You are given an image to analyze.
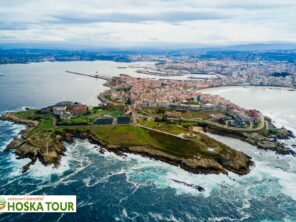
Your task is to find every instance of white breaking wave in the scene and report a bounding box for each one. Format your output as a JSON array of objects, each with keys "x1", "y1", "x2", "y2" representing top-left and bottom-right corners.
[
  {"x1": 208, "y1": 132, "x2": 296, "y2": 201},
  {"x1": 2, "y1": 94, "x2": 296, "y2": 204}
]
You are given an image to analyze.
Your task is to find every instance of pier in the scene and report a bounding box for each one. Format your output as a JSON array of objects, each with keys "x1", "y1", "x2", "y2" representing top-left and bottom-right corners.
[{"x1": 65, "y1": 70, "x2": 110, "y2": 80}]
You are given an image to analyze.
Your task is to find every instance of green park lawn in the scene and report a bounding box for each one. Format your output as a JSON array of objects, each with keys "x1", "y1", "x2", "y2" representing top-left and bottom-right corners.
[
  {"x1": 138, "y1": 119, "x2": 187, "y2": 135},
  {"x1": 13, "y1": 109, "x2": 240, "y2": 161}
]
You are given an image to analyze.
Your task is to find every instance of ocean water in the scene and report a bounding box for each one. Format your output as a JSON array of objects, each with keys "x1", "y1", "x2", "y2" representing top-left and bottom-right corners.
[{"x1": 1, "y1": 62, "x2": 296, "y2": 221}]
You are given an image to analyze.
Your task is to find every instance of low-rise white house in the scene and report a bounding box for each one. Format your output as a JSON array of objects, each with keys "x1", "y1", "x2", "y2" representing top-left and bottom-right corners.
[{"x1": 53, "y1": 106, "x2": 67, "y2": 116}]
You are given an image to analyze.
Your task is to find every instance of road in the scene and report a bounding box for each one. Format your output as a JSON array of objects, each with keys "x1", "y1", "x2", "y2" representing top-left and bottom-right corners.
[{"x1": 181, "y1": 115, "x2": 265, "y2": 133}]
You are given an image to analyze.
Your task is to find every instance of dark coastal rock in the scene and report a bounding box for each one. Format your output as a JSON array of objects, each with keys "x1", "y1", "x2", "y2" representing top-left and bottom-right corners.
[
  {"x1": 180, "y1": 157, "x2": 228, "y2": 175},
  {"x1": 206, "y1": 126, "x2": 296, "y2": 157},
  {"x1": 3, "y1": 126, "x2": 253, "y2": 175},
  {"x1": 0, "y1": 113, "x2": 38, "y2": 127},
  {"x1": 276, "y1": 128, "x2": 295, "y2": 139},
  {"x1": 215, "y1": 154, "x2": 253, "y2": 176},
  {"x1": 22, "y1": 161, "x2": 36, "y2": 173},
  {"x1": 257, "y1": 139, "x2": 296, "y2": 156},
  {"x1": 172, "y1": 179, "x2": 205, "y2": 192},
  {"x1": 6, "y1": 138, "x2": 26, "y2": 151},
  {"x1": 98, "y1": 148, "x2": 105, "y2": 154},
  {"x1": 1, "y1": 113, "x2": 253, "y2": 175}
]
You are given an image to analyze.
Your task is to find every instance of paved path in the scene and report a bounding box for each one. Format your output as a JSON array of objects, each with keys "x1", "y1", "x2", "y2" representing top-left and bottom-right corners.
[{"x1": 138, "y1": 124, "x2": 190, "y2": 140}]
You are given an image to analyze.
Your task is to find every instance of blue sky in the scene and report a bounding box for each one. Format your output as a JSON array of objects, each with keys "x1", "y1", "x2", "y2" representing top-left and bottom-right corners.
[{"x1": 0, "y1": 0, "x2": 296, "y2": 48}]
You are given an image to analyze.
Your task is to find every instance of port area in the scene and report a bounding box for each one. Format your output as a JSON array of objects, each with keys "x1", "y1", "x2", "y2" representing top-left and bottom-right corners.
[{"x1": 65, "y1": 70, "x2": 110, "y2": 81}]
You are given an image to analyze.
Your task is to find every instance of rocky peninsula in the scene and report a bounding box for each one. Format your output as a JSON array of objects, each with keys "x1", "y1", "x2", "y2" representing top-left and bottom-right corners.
[
  {"x1": 202, "y1": 121, "x2": 296, "y2": 156},
  {"x1": 1, "y1": 75, "x2": 295, "y2": 176},
  {"x1": 0, "y1": 108, "x2": 253, "y2": 175}
]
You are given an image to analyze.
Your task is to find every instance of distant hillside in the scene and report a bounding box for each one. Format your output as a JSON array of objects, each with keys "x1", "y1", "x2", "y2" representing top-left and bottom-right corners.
[{"x1": 1, "y1": 43, "x2": 296, "y2": 64}]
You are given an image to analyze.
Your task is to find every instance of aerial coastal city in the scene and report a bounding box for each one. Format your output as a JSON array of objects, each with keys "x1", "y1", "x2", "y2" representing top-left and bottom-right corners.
[
  {"x1": 1, "y1": 0, "x2": 296, "y2": 221},
  {"x1": 140, "y1": 55, "x2": 296, "y2": 88},
  {"x1": 1, "y1": 47, "x2": 296, "y2": 221},
  {"x1": 1, "y1": 54, "x2": 295, "y2": 176}
]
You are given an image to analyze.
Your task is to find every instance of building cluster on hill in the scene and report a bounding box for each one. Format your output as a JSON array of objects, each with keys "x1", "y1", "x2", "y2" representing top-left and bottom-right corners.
[
  {"x1": 136, "y1": 57, "x2": 296, "y2": 88},
  {"x1": 40, "y1": 101, "x2": 89, "y2": 120},
  {"x1": 109, "y1": 75, "x2": 261, "y2": 126},
  {"x1": 40, "y1": 101, "x2": 132, "y2": 125}
]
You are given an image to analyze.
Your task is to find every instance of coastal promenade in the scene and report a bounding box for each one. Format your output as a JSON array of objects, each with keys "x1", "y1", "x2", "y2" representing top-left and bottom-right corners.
[{"x1": 181, "y1": 115, "x2": 265, "y2": 133}]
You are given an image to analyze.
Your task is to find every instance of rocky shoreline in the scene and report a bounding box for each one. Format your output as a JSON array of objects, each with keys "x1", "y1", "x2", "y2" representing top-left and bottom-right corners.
[
  {"x1": 2, "y1": 109, "x2": 294, "y2": 176},
  {"x1": 0, "y1": 113, "x2": 66, "y2": 172},
  {"x1": 59, "y1": 128, "x2": 253, "y2": 176},
  {"x1": 0, "y1": 112, "x2": 39, "y2": 127},
  {"x1": 1, "y1": 113, "x2": 253, "y2": 175},
  {"x1": 205, "y1": 124, "x2": 296, "y2": 156}
]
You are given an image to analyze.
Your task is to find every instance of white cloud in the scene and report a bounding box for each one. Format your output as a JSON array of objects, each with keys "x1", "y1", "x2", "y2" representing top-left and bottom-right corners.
[{"x1": 0, "y1": 0, "x2": 295, "y2": 47}]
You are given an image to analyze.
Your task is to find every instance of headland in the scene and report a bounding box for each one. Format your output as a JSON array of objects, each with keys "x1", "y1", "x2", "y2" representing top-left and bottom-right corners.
[{"x1": 1, "y1": 75, "x2": 295, "y2": 175}]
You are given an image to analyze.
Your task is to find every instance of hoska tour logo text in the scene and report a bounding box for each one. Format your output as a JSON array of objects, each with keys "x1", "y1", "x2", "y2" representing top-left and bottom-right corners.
[{"x1": 0, "y1": 195, "x2": 76, "y2": 213}]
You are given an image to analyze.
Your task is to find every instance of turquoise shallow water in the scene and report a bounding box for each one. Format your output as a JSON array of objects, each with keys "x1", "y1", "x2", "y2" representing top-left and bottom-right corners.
[{"x1": 1, "y1": 62, "x2": 296, "y2": 222}]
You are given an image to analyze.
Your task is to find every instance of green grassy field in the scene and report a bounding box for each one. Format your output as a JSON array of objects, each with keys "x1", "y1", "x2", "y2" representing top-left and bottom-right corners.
[
  {"x1": 138, "y1": 120, "x2": 187, "y2": 135},
  {"x1": 87, "y1": 107, "x2": 123, "y2": 118},
  {"x1": 138, "y1": 107, "x2": 166, "y2": 116},
  {"x1": 14, "y1": 110, "x2": 35, "y2": 119},
  {"x1": 56, "y1": 108, "x2": 123, "y2": 126},
  {"x1": 13, "y1": 109, "x2": 242, "y2": 162},
  {"x1": 138, "y1": 119, "x2": 240, "y2": 158},
  {"x1": 74, "y1": 124, "x2": 229, "y2": 159},
  {"x1": 58, "y1": 116, "x2": 92, "y2": 125},
  {"x1": 79, "y1": 125, "x2": 202, "y2": 158},
  {"x1": 24, "y1": 118, "x2": 54, "y2": 137},
  {"x1": 182, "y1": 111, "x2": 221, "y2": 120}
]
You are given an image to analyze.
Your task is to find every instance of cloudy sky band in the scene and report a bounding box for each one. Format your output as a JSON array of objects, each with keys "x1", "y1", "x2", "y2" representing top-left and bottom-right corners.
[{"x1": 0, "y1": 0, "x2": 295, "y2": 47}]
